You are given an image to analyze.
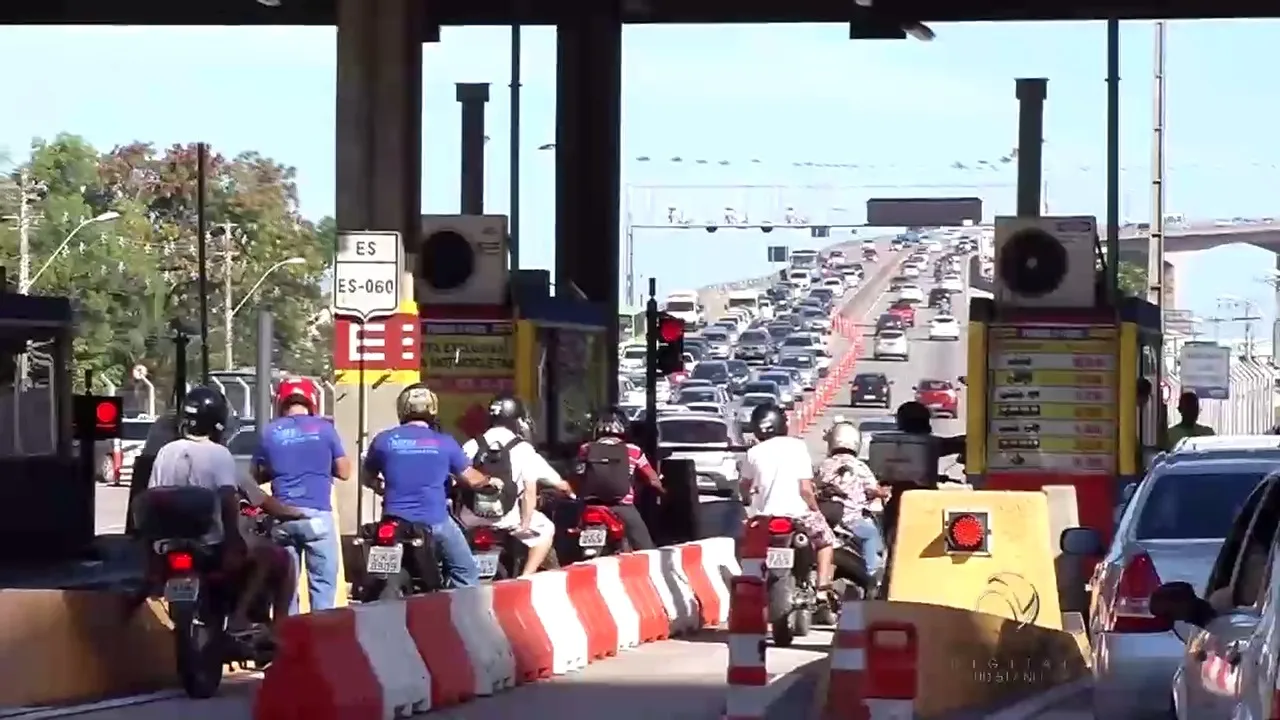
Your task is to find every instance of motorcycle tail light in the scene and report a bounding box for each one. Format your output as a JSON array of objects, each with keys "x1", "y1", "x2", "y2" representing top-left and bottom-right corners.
[
  {"x1": 166, "y1": 551, "x2": 194, "y2": 574},
  {"x1": 376, "y1": 521, "x2": 398, "y2": 544},
  {"x1": 471, "y1": 527, "x2": 498, "y2": 551},
  {"x1": 767, "y1": 517, "x2": 794, "y2": 534},
  {"x1": 581, "y1": 506, "x2": 626, "y2": 541}
]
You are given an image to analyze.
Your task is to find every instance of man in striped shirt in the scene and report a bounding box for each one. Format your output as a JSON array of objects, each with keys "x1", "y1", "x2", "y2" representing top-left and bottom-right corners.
[{"x1": 575, "y1": 411, "x2": 665, "y2": 549}]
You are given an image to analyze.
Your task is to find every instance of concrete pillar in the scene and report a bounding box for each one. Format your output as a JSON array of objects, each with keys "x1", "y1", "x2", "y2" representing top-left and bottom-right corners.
[
  {"x1": 332, "y1": 0, "x2": 423, "y2": 535},
  {"x1": 555, "y1": 8, "x2": 623, "y2": 401}
]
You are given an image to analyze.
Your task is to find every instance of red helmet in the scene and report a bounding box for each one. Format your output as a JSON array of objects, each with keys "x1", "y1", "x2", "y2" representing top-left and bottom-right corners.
[{"x1": 276, "y1": 377, "x2": 320, "y2": 415}]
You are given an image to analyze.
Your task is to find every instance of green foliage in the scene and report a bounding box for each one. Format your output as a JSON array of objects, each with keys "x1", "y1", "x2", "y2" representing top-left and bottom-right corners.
[
  {"x1": 0, "y1": 134, "x2": 334, "y2": 394},
  {"x1": 1117, "y1": 261, "x2": 1148, "y2": 297}
]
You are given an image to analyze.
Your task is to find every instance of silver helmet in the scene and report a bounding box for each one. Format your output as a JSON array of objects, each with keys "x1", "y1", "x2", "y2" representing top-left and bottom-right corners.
[{"x1": 826, "y1": 421, "x2": 863, "y2": 456}]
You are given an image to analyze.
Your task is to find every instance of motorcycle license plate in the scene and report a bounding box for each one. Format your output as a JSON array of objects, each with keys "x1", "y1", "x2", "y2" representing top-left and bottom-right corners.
[
  {"x1": 474, "y1": 552, "x2": 501, "y2": 579},
  {"x1": 765, "y1": 548, "x2": 795, "y2": 569},
  {"x1": 366, "y1": 545, "x2": 404, "y2": 575},
  {"x1": 579, "y1": 527, "x2": 608, "y2": 548},
  {"x1": 164, "y1": 577, "x2": 200, "y2": 603}
]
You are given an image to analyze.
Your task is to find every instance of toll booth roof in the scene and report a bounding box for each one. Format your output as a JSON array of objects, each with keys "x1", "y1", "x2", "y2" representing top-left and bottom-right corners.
[
  {"x1": 514, "y1": 293, "x2": 609, "y2": 329},
  {"x1": 0, "y1": 294, "x2": 73, "y2": 331}
]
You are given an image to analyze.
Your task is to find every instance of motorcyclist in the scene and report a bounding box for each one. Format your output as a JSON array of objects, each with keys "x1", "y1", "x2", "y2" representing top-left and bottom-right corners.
[
  {"x1": 574, "y1": 408, "x2": 665, "y2": 550},
  {"x1": 739, "y1": 403, "x2": 836, "y2": 600},
  {"x1": 880, "y1": 400, "x2": 966, "y2": 544},
  {"x1": 253, "y1": 377, "x2": 351, "y2": 614},
  {"x1": 361, "y1": 383, "x2": 494, "y2": 587},
  {"x1": 458, "y1": 393, "x2": 571, "y2": 575},
  {"x1": 814, "y1": 421, "x2": 888, "y2": 583},
  {"x1": 142, "y1": 386, "x2": 305, "y2": 634}
]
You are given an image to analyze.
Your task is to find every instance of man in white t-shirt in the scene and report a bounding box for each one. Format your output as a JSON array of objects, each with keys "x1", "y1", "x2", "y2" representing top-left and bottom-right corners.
[
  {"x1": 457, "y1": 395, "x2": 573, "y2": 576},
  {"x1": 740, "y1": 404, "x2": 835, "y2": 595}
]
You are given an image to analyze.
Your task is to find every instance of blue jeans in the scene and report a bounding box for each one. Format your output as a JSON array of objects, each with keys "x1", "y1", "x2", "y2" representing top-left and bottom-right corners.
[
  {"x1": 272, "y1": 508, "x2": 341, "y2": 614},
  {"x1": 848, "y1": 516, "x2": 885, "y2": 576},
  {"x1": 431, "y1": 518, "x2": 480, "y2": 588}
]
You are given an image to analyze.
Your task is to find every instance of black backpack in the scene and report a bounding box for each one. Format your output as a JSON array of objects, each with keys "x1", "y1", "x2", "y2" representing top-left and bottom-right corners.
[
  {"x1": 462, "y1": 436, "x2": 522, "y2": 519},
  {"x1": 579, "y1": 441, "x2": 634, "y2": 503}
]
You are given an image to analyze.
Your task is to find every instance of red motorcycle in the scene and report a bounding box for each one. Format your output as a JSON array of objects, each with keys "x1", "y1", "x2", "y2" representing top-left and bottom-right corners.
[{"x1": 569, "y1": 504, "x2": 630, "y2": 560}]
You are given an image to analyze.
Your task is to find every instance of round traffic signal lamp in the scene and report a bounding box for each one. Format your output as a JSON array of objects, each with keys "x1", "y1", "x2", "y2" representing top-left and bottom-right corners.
[
  {"x1": 95, "y1": 400, "x2": 119, "y2": 425},
  {"x1": 658, "y1": 316, "x2": 684, "y2": 343},
  {"x1": 945, "y1": 513, "x2": 987, "y2": 552}
]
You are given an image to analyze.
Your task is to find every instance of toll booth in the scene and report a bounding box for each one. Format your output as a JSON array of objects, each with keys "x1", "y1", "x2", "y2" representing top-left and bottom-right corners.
[
  {"x1": 965, "y1": 216, "x2": 1162, "y2": 550},
  {"x1": 0, "y1": 292, "x2": 80, "y2": 563}
]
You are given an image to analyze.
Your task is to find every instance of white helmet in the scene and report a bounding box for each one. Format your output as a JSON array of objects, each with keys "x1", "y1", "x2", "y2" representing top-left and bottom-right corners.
[{"x1": 827, "y1": 422, "x2": 863, "y2": 455}]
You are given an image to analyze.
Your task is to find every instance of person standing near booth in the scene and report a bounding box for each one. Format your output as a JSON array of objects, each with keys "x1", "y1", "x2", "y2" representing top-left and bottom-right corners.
[{"x1": 253, "y1": 378, "x2": 352, "y2": 613}]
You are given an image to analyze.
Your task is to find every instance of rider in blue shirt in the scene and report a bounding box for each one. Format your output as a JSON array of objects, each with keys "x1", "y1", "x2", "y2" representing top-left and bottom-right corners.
[
  {"x1": 362, "y1": 383, "x2": 491, "y2": 588},
  {"x1": 253, "y1": 377, "x2": 351, "y2": 614}
]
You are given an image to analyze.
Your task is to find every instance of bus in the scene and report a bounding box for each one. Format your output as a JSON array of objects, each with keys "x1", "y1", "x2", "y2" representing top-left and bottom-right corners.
[{"x1": 789, "y1": 249, "x2": 820, "y2": 271}]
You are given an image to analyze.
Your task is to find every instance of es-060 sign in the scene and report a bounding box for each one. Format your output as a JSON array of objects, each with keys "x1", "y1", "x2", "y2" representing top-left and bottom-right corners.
[{"x1": 333, "y1": 230, "x2": 401, "y2": 321}]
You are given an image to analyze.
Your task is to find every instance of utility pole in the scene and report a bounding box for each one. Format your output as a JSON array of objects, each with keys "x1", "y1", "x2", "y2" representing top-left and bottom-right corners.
[
  {"x1": 16, "y1": 168, "x2": 31, "y2": 295},
  {"x1": 1217, "y1": 297, "x2": 1262, "y2": 360},
  {"x1": 221, "y1": 221, "x2": 236, "y2": 371},
  {"x1": 1147, "y1": 21, "x2": 1168, "y2": 331}
]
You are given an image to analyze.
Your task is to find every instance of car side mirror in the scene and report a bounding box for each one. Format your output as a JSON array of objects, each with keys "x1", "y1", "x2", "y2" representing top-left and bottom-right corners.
[
  {"x1": 911, "y1": 385, "x2": 918, "y2": 391},
  {"x1": 1121, "y1": 483, "x2": 1138, "y2": 503},
  {"x1": 1059, "y1": 527, "x2": 1103, "y2": 556},
  {"x1": 957, "y1": 375, "x2": 967, "y2": 385},
  {"x1": 1150, "y1": 581, "x2": 1215, "y2": 629}
]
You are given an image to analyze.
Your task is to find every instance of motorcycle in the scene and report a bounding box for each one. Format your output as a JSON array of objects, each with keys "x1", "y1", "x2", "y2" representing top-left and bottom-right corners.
[
  {"x1": 134, "y1": 486, "x2": 275, "y2": 699},
  {"x1": 465, "y1": 525, "x2": 561, "y2": 580},
  {"x1": 351, "y1": 517, "x2": 446, "y2": 601},
  {"x1": 569, "y1": 503, "x2": 630, "y2": 560},
  {"x1": 762, "y1": 515, "x2": 819, "y2": 647}
]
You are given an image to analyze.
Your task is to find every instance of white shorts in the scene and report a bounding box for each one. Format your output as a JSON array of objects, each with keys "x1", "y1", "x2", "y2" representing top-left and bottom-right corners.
[{"x1": 459, "y1": 508, "x2": 555, "y2": 548}]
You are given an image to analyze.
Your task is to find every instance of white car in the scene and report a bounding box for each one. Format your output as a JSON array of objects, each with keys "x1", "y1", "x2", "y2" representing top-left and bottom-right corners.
[
  {"x1": 787, "y1": 270, "x2": 812, "y2": 289},
  {"x1": 820, "y1": 277, "x2": 845, "y2": 295},
  {"x1": 897, "y1": 284, "x2": 925, "y2": 304},
  {"x1": 940, "y1": 274, "x2": 964, "y2": 293},
  {"x1": 873, "y1": 330, "x2": 909, "y2": 360},
  {"x1": 929, "y1": 315, "x2": 961, "y2": 341},
  {"x1": 620, "y1": 345, "x2": 647, "y2": 372},
  {"x1": 902, "y1": 265, "x2": 921, "y2": 279}
]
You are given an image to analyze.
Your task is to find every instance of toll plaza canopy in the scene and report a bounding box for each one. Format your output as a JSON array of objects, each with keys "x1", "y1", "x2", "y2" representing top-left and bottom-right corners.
[{"x1": 0, "y1": 0, "x2": 1274, "y2": 25}]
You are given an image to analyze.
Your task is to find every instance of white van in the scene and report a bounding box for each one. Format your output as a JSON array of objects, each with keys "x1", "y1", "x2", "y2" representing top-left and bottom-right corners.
[
  {"x1": 662, "y1": 291, "x2": 701, "y2": 327},
  {"x1": 725, "y1": 290, "x2": 760, "y2": 318}
]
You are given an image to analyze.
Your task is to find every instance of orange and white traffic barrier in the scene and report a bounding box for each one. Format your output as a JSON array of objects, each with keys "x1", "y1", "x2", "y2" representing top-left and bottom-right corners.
[
  {"x1": 723, "y1": 575, "x2": 769, "y2": 720},
  {"x1": 822, "y1": 592, "x2": 919, "y2": 720}
]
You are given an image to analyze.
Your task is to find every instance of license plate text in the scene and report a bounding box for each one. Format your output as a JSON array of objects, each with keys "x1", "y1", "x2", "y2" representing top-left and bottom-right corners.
[
  {"x1": 579, "y1": 527, "x2": 608, "y2": 548},
  {"x1": 366, "y1": 545, "x2": 404, "y2": 575},
  {"x1": 765, "y1": 547, "x2": 795, "y2": 569}
]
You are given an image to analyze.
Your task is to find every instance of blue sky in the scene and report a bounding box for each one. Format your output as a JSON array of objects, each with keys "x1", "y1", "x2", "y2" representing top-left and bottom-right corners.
[{"x1": 1, "y1": 21, "x2": 1278, "y2": 338}]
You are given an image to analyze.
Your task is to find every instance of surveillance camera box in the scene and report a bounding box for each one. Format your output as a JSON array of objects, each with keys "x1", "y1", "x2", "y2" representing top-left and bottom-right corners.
[{"x1": 868, "y1": 432, "x2": 938, "y2": 487}]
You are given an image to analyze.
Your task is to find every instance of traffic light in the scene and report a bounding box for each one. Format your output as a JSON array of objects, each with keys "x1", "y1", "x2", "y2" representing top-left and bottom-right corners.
[
  {"x1": 654, "y1": 312, "x2": 685, "y2": 376},
  {"x1": 73, "y1": 394, "x2": 123, "y2": 440}
]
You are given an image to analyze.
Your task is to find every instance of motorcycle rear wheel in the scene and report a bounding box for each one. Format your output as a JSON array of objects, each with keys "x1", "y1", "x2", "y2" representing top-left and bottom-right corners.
[{"x1": 172, "y1": 604, "x2": 225, "y2": 699}]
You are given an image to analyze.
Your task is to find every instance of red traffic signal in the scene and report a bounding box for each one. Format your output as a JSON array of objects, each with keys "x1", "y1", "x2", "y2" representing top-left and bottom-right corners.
[
  {"x1": 73, "y1": 394, "x2": 123, "y2": 440},
  {"x1": 943, "y1": 511, "x2": 990, "y2": 554},
  {"x1": 658, "y1": 314, "x2": 685, "y2": 343},
  {"x1": 95, "y1": 400, "x2": 120, "y2": 426}
]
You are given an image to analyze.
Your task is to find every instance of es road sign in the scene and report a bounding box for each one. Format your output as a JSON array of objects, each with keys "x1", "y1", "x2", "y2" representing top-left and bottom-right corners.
[{"x1": 334, "y1": 230, "x2": 401, "y2": 321}]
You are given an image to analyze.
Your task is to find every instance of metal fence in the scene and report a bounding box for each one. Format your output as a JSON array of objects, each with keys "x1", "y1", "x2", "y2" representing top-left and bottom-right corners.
[
  {"x1": 1172, "y1": 358, "x2": 1278, "y2": 435},
  {"x1": 99, "y1": 375, "x2": 340, "y2": 421}
]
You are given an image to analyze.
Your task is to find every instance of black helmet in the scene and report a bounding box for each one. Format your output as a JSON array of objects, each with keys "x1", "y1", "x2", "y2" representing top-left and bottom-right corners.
[
  {"x1": 895, "y1": 401, "x2": 932, "y2": 434},
  {"x1": 488, "y1": 393, "x2": 527, "y2": 431},
  {"x1": 396, "y1": 382, "x2": 439, "y2": 424},
  {"x1": 592, "y1": 408, "x2": 628, "y2": 441},
  {"x1": 750, "y1": 403, "x2": 788, "y2": 440},
  {"x1": 180, "y1": 386, "x2": 230, "y2": 442}
]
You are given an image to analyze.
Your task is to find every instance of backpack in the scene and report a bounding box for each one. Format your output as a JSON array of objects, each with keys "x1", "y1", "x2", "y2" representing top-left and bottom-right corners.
[
  {"x1": 579, "y1": 441, "x2": 634, "y2": 503},
  {"x1": 463, "y1": 435, "x2": 522, "y2": 519}
]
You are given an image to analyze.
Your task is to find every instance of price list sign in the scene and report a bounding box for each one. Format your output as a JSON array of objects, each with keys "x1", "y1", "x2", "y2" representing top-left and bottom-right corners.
[{"x1": 987, "y1": 324, "x2": 1119, "y2": 475}]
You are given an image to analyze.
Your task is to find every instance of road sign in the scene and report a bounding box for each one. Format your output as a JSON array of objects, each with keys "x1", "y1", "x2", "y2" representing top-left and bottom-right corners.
[
  {"x1": 131, "y1": 364, "x2": 148, "y2": 381},
  {"x1": 1164, "y1": 309, "x2": 1197, "y2": 336},
  {"x1": 767, "y1": 246, "x2": 788, "y2": 263},
  {"x1": 1179, "y1": 342, "x2": 1231, "y2": 400},
  {"x1": 334, "y1": 230, "x2": 402, "y2": 321}
]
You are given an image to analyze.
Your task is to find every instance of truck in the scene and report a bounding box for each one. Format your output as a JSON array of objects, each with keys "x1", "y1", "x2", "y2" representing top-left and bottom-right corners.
[{"x1": 662, "y1": 290, "x2": 702, "y2": 328}]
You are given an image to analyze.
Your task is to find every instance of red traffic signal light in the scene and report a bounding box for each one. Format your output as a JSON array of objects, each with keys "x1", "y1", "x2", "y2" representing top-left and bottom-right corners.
[
  {"x1": 73, "y1": 394, "x2": 123, "y2": 440},
  {"x1": 95, "y1": 400, "x2": 119, "y2": 426},
  {"x1": 658, "y1": 314, "x2": 685, "y2": 343}
]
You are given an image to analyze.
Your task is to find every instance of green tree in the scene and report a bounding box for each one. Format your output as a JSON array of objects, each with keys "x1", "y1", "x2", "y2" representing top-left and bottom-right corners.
[
  {"x1": 1117, "y1": 261, "x2": 1147, "y2": 297},
  {"x1": 0, "y1": 134, "x2": 333, "y2": 395}
]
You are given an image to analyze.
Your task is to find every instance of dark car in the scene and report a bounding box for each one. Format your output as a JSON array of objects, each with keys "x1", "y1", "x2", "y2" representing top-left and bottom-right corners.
[
  {"x1": 888, "y1": 275, "x2": 909, "y2": 291},
  {"x1": 734, "y1": 330, "x2": 773, "y2": 364},
  {"x1": 928, "y1": 287, "x2": 950, "y2": 309},
  {"x1": 875, "y1": 313, "x2": 906, "y2": 334},
  {"x1": 724, "y1": 359, "x2": 752, "y2": 393},
  {"x1": 690, "y1": 360, "x2": 731, "y2": 387},
  {"x1": 850, "y1": 372, "x2": 893, "y2": 409}
]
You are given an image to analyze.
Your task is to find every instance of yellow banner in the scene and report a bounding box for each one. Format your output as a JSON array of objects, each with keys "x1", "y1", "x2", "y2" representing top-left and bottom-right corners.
[
  {"x1": 990, "y1": 403, "x2": 1116, "y2": 421},
  {"x1": 992, "y1": 435, "x2": 1116, "y2": 454},
  {"x1": 422, "y1": 322, "x2": 515, "y2": 377},
  {"x1": 992, "y1": 370, "x2": 1114, "y2": 388}
]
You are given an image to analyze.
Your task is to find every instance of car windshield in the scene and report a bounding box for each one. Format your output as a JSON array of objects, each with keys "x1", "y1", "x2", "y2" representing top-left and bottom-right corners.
[
  {"x1": 743, "y1": 382, "x2": 776, "y2": 395},
  {"x1": 659, "y1": 419, "x2": 730, "y2": 444},
  {"x1": 767, "y1": 325, "x2": 791, "y2": 340},
  {"x1": 677, "y1": 389, "x2": 718, "y2": 404},
  {"x1": 782, "y1": 337, "x2": 812, "y2": 347},
  {"x1": 854, "y1": 375, "x2": 886, "y2": 386},
  {"x1": 665, "y1": 300, "x2": 695, "y2": 312},
  {"x1": 703, "y1": 331, "x2": 729, "y2": 342},
  {"x1": 685, "y1": 345, "x2": 705, "y2": 360},
  {"x1": 934, "y1": 316, "x2": 957, "y2": 324},
  {"x1": 759, "y1": 374, "x2": 791, "y2": 387},
  {"x1": 740, "y1": 331, "x2": 768, "y2": 344},
  {"x1": 919, "y1": 380, "x2": 951, "y2": 391},
  {"x1": 725, "y1": 360, "x2": 750, "y2": 375},
  {"x1": 121, "y1": 421, "x2": 154, "y2": 442},
  {"x1": 741, "y1": 395, "x2": 774, "y2": 407},
  {"x1": 781, "y1": 356, "x2": 814, "y2": 368},
  {"x1": 1135, "y1": 471, "x2": 1267, "y2": 540},
  {"x1": 622, "y1": 347, "x2": 646, "y2": 359},
  {"x1": 691, "y1": 362, "x2": 728, "y2": 381},
  {"x1": 879, "y1": 330, "x2": 905, "y2": 340},
  {"x1": 858, "y1": 421, "x2": 897, "y2": 434}
]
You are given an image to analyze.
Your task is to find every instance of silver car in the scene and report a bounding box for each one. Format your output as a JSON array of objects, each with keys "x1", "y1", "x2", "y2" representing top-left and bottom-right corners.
[
  {"x1": 1065, "y1": 439, "x2": 1280, "y2": 719},
  {"x1": 735, "y1": 392, "x2": 777, "y2": 427},
  {"x1": 756, "y1": 372, "x2": 796, "y2": 408},
  {"x1": 735, "y1": 329, "x2": 773, "y2": 364},
  {"x1": 658, "y1": 412, "x2": 743, "y2": 495},
  {"x1": 778, "y1": 356, "x2": 818, "y2": 390},
  {"x1": 700, "y1": 329, "x2": 733, "y2": 360}
]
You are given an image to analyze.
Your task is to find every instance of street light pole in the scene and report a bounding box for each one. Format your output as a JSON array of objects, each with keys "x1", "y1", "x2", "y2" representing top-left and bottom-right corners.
[
  {"x1": 220, "y1": 221, "x2": 238, "y2": 370},
  {"x1": 23, "y1": 211, "x2": 122, "y2": 292},
  {"x1": 224, "y1": 256, "x2": 306, "y2": 368}
]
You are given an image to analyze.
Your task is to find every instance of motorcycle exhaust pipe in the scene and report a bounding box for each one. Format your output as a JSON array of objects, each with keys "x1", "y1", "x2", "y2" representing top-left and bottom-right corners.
[{"x1": 793, "y1": 532, "x2": 811, "y2": 548}]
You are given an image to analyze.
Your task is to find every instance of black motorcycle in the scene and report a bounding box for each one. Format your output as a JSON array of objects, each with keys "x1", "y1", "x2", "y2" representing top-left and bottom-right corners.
[
  {"x1": 464, "y1": 524, "x2": 560, "y2": 580},
  {"x1": 763, "y1": 516, "x2": 819, "y2": 647},
  {"x1": 134, "y1": 486, "x2": 275, "y2": 699},
  {"x1": 351, "y1": 517, "x2": 446, "y2": 601}
]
